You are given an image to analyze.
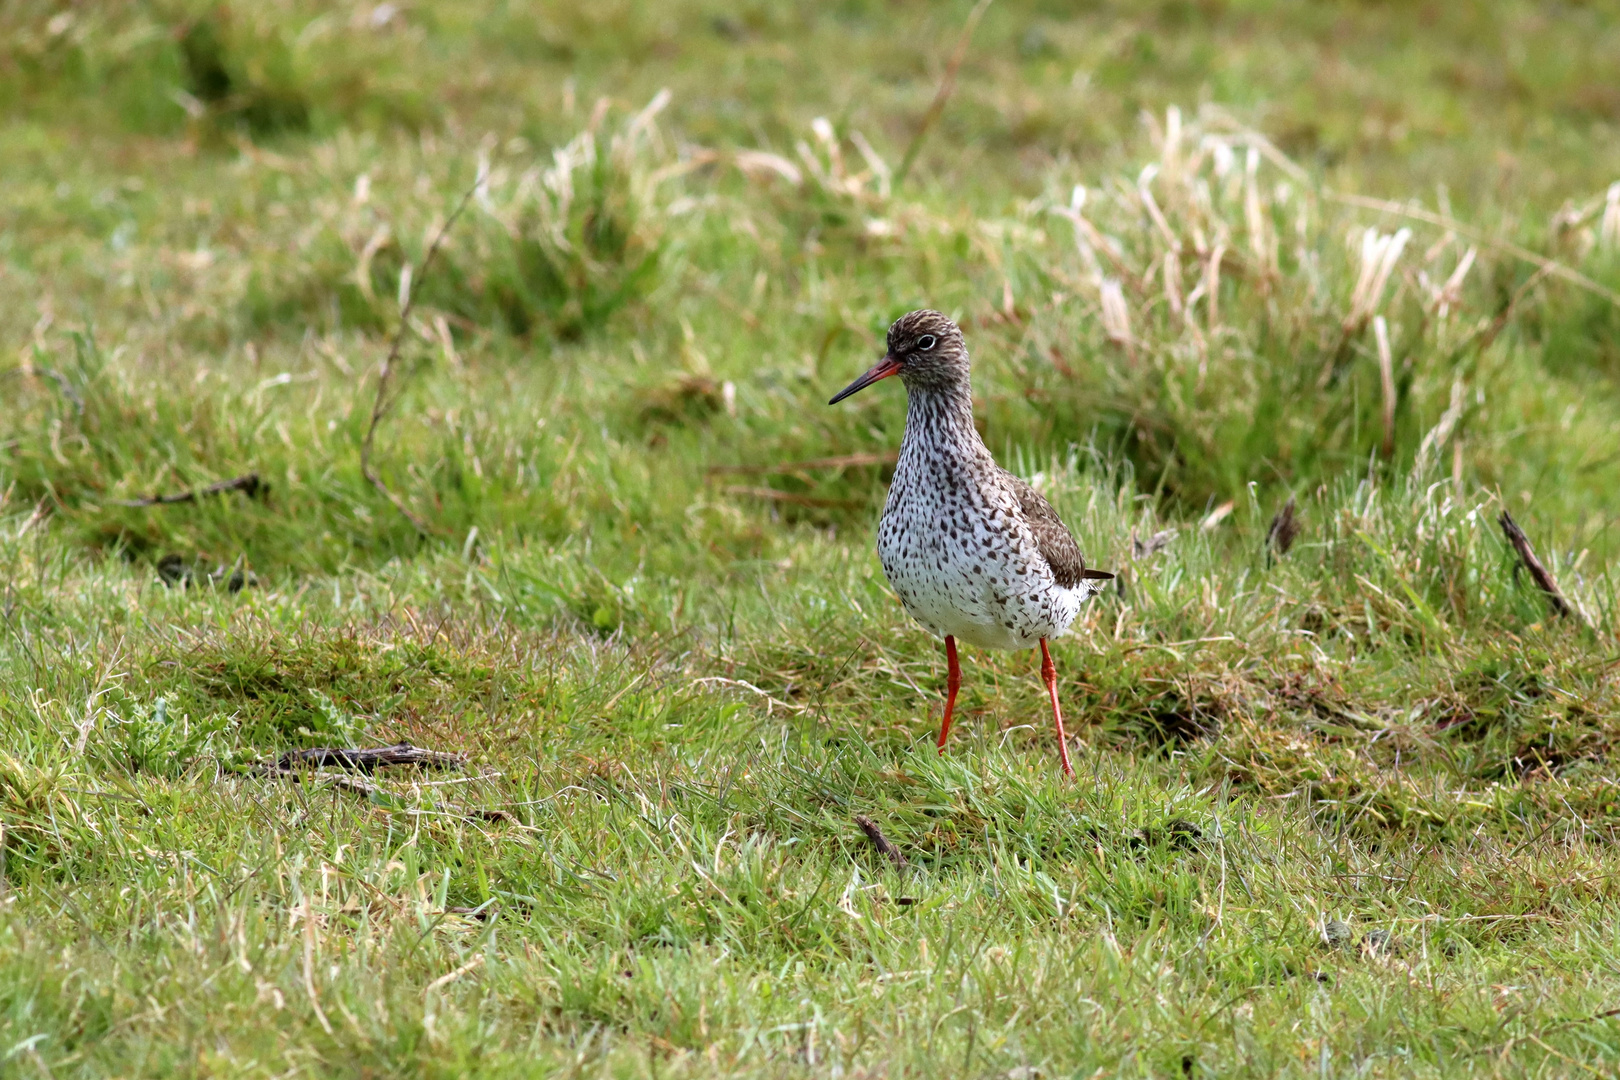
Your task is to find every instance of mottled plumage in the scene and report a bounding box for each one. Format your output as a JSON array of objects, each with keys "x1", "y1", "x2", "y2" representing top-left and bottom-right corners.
[{"x1": 829, "y1": 309, "x2": 1112, "y2": 776}]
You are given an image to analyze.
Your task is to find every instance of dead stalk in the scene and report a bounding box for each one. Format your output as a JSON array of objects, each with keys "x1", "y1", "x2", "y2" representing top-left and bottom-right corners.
[
  {"x1": 1204, "y1": 244, "x2": 1225, "y2": 335},
  {"x1": 112, "y1": 472, "x2": 264, "y2": 508},
  {"x1": 360, "y1": 178, "x2": 482, "y2": 536},
  {"x1": 854, "y1": 815, "x2": 909, "y2": 871},
  {"x1": 1373, "y1": 315, "x2": 1396, "y2": 459},
  {"x1": 1475, "y1": 262, "x2": 1556, "y2": 356},
  {"x1": 302, "y1": 898, "x2": 335, "y2": 1035},
  {"x1": 1266, "y1": 495, "x2": 1299, "y2": 557},
  {"x1": 1498, "y1": 511, "x2": 1586, "y2": 626},
  {"x1": 73, "y1": 639, "x2": 125, "y2": 757},
  {"x1": 893, "y1": 0, "x2": 993, "y2": 191}
]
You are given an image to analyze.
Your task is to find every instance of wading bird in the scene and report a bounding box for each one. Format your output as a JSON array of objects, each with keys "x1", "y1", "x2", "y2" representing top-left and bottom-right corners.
[{"x1": 829, "y1": 310, "x2": 1112, "y2": 776}]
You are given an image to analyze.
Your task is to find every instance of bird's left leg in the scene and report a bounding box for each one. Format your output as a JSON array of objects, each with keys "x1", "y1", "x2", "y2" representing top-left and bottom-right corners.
[
  {"x1": 936, "y1": 635, "x2": 961, "y2": 753},
  {"x1": 1038, "y1": 638, "x2": 1074, "y2": 778}
]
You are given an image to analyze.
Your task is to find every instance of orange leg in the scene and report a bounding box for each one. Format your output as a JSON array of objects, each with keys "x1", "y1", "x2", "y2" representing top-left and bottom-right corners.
[
  {"x1": 936, "y1": 635, "x2": 961, "y2": 753},
  {"x1": 1039, "y1": 639, "x2": 1074, "y2": 778}
]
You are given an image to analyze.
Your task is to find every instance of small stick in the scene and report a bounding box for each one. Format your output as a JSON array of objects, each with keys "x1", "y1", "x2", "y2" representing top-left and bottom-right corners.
[
  {"x1": 360, "y1": 177, "x2": 482, "y2": 536},
  {"x1": 1474, "y1": 262, "x2": 1556, "y2": 356},
  {"x1": 892, "y1": 0, "x2": 993, "y2": 191},
  {"x1": 1374, "y1": 316, "x2": 1396, "y2": 459},
  {"x1": 111, "y1": 472, "x2": 264, "y2": 508},
  {"x1": 247, "y1": 742, "x2": 464, "y2": 799},
  {"x1": 275, "y1": 742, "x2": 464, "y2": 773},
  {"x1": 7, "y1": 364, "x2": 84, "y2": 413},
  {"x1": 1132, "y1": 528, "x2": 1176, "y2": 559},
  {"x1": 1498, "y1": 510, "x2": 1583, "y2": 624},
  {"x1": 424, "y1": 954, "x2": 485, "y2": 994},
  {"x1": 1265, "y1": 495, "x2": 1299, "y2": 557},
  {"x1": 855, "y1": 814, "x2": 909, "y2": 871}
]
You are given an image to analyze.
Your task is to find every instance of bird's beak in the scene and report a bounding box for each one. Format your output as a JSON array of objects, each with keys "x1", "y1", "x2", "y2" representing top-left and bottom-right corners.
[{"x1": 828, "y1": 354, "x2": 902, "y2": 405}]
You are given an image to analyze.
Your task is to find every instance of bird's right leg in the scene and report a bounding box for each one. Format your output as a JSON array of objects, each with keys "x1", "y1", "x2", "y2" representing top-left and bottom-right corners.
[
  {"x1": 936, "y1": 635, "x2": 960, "y2": 753},
  {"x1": 1039, "y1": 638, "x2": 1075, "y2": 778}
]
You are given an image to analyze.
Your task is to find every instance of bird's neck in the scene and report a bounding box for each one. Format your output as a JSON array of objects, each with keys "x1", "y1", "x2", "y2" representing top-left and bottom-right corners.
[{"x1": 901, "y1": 383, "x2": 983, "y2": 455}]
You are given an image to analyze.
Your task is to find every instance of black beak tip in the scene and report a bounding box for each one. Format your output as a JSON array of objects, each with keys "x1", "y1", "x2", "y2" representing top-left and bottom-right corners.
[{"x1": 829, "y1": 355, "x2": 900, "y2": 406}]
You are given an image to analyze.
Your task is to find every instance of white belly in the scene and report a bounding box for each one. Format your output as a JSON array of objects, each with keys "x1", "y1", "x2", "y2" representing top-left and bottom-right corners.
[{"x1": 877, "y1": 490, "x2": 1089, "y2": 651}]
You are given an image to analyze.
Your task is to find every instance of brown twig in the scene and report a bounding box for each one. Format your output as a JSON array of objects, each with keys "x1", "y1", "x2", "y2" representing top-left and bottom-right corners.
[
  {"x1": 1266, "y1": 495, "x2": 1299, "y2": 557},
  {"x1": 249, "y1": 743, "x2": 464, "y2": 799},
  {"x1": 111, "y1": 472, "x2": 264, "y2": 508},
  {"x1": 1373, "y1": 316, "x2": 1397, "y2": 459},
  {"x1": 360, "y1": 178, "x2": 482, "y2": 536},
  {"x1": 707, "y1": 451, "x2": 897, "y2": 476},
  {"x1": 854, "y1": 814, "x2": 909, "y2": 871},
  {"x1": 1474, "y1": 262, "x2": 1556, "y2": 356},
  {"x1": 892, "y1": 0, "x2": 993, "y2": 191},
  {"x1": 1498, "y1": 510, "x2": 1584, "y2": 624},
  {"x1": 7, "y1": 364, "x2": 84, "y2": 413},
  {"x1": 275, "y1": 742, "x2": 465, "y2": 773},
  {"x1": 1132, "y1": 528, "x2": 1176, "y2": 559}
]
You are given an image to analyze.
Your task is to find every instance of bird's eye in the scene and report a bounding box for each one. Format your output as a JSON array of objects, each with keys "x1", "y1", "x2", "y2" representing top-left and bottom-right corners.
[{"x1": 917, "y1": 334, "x2": 937, "y2": 351}]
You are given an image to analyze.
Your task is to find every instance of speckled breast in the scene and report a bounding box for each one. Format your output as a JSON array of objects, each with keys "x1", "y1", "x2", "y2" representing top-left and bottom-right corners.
[{"x1": 876, "y1": 455, "x2": 1082, "y2": 651}]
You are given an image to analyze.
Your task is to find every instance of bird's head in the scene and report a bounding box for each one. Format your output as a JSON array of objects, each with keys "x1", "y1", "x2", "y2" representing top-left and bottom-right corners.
[{"x1": 828, "y1": 309, "x2": 970, "y2": 404}]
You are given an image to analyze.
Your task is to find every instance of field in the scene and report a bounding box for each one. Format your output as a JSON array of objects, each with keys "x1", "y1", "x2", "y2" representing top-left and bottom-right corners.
[{"x1": 7, "y1": 1, "x2": 1620, "y2": 1076}]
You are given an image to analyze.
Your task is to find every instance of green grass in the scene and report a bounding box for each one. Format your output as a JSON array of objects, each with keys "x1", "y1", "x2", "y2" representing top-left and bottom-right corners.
[{"x1": 7, "y1": 1, "x2": 1620, "y2": 1076}]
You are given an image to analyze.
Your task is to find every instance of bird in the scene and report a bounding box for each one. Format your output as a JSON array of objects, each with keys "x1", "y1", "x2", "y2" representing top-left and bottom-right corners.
[{"x1": 829, "y1": 309, "x2": 1113, "y2": 777}]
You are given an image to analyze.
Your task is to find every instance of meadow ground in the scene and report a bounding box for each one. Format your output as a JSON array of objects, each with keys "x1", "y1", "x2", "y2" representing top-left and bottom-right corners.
[{"x1": 7, "y1": 2, "x2": 1620, "y2": 1076}]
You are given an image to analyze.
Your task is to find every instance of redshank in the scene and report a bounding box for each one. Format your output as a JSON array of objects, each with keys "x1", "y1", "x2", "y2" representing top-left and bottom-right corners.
[{"x1": 829, "y1": 310, "x2": 1113, "y2": 777}]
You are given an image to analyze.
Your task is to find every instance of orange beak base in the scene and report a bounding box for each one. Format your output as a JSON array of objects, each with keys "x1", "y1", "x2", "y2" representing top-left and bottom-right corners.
[{"x1": 828, "y1": 355, "x2": 902, "y2": 405}]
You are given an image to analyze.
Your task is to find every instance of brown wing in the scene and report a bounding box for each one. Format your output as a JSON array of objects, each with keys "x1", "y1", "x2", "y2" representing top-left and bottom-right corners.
[{"x1": 1003, "y1": 471, "x2": 1090, "y2": 589}]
